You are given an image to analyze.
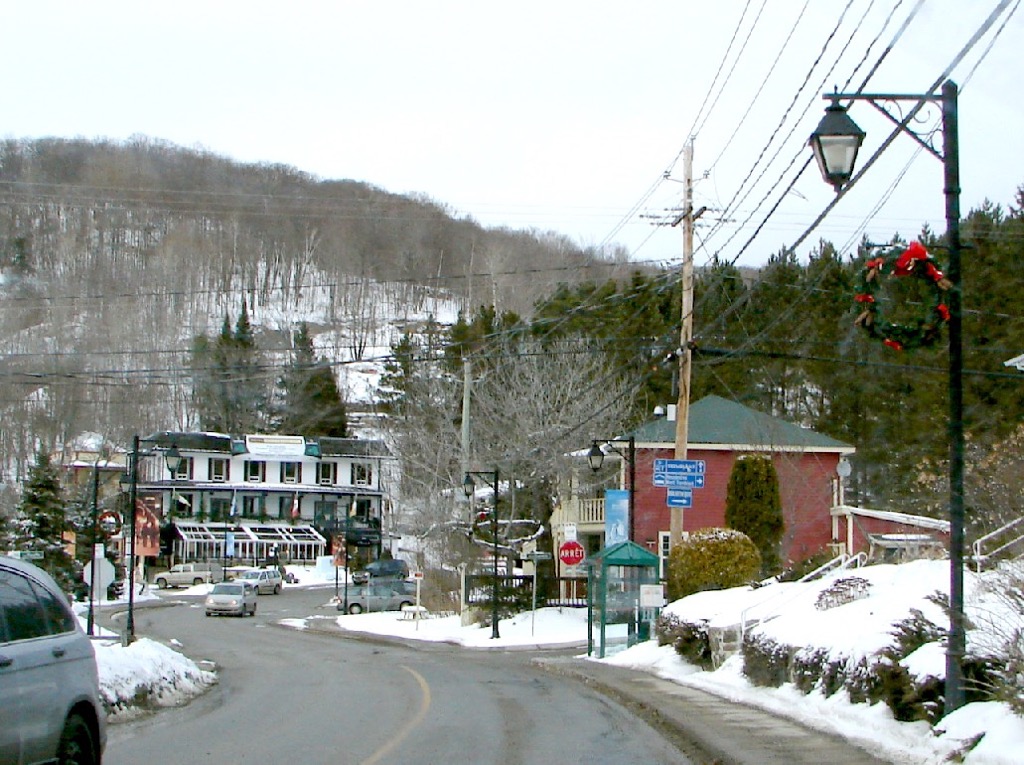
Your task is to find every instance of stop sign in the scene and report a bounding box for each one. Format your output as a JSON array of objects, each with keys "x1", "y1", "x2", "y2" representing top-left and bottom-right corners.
[{"x1": 558, "y1": 540, "x2": 585, "y2": 566}]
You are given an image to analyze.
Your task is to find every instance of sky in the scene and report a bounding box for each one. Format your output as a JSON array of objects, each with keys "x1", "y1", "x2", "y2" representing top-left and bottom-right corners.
[
  {"x1": 91, "y1": 558, "x2": 1024, "y2": 764},
  {"x1": 4, "y1": 1, "x2": 1023, "y2": 268}
]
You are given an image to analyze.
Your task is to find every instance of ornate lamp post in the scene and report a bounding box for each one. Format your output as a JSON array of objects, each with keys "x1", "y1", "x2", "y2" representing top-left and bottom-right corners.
[
  {"x1": 123, "y1": 437, "x2": 184, "y2": 641},
  {"x1": 587, "y1": 437, "x2": 636, "y2": 541},
  {"x1": 463, "y1": 469, "x2": 501, "y2": 639},
  {"x1": 809, "y1": 81, "x2": 966, "y2": 713}
]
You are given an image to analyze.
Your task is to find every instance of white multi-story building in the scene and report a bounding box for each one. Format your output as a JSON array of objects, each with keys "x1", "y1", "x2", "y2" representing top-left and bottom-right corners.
[{"x1": 133, "y1": 432, "x2": 390, "y2": 563}]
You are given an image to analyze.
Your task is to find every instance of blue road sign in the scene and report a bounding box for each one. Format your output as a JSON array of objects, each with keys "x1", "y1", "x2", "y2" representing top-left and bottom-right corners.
[
  {"x1": 653, "y1": 458, "x2": 706, "y2": 475},
  {"x1": 653, "y1": 473, "x2": 705, "y2": 489},
  {"x1": 666, "y1": 488, "x2": 693, "y2": 508}
]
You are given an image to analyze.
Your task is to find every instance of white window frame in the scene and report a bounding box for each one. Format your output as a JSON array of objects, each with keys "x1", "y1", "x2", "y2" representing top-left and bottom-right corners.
[
  {"x1": 245, "y1": 460, "x2": 266, "y2": 483},
  {"x1": 281, "y1": 461, "x2": 301, "y2": 484},
  {"x1": 659, "y1": 531, "x2": 671, "y2": 581},
  {"x1": 317, "y1": 462, "x2": 337, "y2": 486},
  {"x1": 351, "y1": 462, "x2": 373, "y2": 487},
  {"x1": 171, "y1": 456, "x2": 193, "y2": 481},
  {"x1": 209, "y1": 458, "x2": 229, "y2": 483}
]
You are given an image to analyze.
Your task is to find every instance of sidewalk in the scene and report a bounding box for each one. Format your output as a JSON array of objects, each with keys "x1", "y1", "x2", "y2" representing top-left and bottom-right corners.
[{"x1": 537, "y1": 656, "x2": 894, "y2": 765}]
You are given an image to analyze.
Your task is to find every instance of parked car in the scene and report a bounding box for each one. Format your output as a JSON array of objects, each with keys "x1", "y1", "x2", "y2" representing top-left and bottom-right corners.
[
  {"x1": 0, "y1": 554, "x2": 107, "y2": 765},
  {"x1": 153, "y1": 562, "x2": 222, "y2": 589},
  {"x1": 338, "y1": 581, "x2": 417, "y2": 614},
  {"x1": 351, "y1": 558, "x2": 410, "y2": 585},
  {"x1": 235, "y1": 568, "x2": 283, "y2": 595},
  {"x1": 205, "y1": 581, "x2": 257, "y2": 617}
]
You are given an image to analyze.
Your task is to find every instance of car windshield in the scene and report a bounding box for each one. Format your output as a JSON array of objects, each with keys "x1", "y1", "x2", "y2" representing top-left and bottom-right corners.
[
  {"x1": 238, "y1": 571, "x2": 259, "y2": 578},
  {"x1": 212, "y1": 583, "x2": 244, "y2": 595}
]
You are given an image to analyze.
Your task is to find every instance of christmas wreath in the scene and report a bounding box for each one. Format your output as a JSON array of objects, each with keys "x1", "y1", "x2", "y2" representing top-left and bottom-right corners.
[{"x1": 853, "y1": 241, "x2": 952, "y2": 351}]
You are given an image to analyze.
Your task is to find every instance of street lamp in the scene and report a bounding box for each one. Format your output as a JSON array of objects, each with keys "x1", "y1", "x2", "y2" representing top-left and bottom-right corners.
[
  {"x1": 463, "y1": 469, "x2": 501, "y2": 639},
  {"x1": 122, "y1": 437, "x2": 184, "y2": 640},
  {"x1": 809, "y1": 81, "x2": 966, "y2": 714},
  {"x1": 587, "y1": 437, "x2": 636, "y2": 542},
  {"x1": 808, "y1": 98, "x2": 866, "y2": 192}
]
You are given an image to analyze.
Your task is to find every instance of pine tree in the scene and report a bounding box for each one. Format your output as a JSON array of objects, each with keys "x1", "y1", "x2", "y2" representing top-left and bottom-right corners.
[
  {"x1": 12, "y1": 451, "x2": 78, "y2": 593},
  {"x1": 191, "y1": 302, "x2": 270, "y2": 433},
  {"x1": 725, "y1": 455, "x2": 784, "y2": 575},
  {"x1": 276, "y1": 322, "x2": 349, "y2": 437}
]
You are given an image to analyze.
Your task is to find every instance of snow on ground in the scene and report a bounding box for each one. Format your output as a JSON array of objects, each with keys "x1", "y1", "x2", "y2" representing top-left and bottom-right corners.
[{"x1": 89, "y1": 559, "x2": 1024, "y2": 764}]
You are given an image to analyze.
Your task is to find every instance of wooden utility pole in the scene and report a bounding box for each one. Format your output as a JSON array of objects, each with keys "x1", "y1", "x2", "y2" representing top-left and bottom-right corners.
[{"x1": 671, "y1": 140, "x2": 696, "y2": 549}]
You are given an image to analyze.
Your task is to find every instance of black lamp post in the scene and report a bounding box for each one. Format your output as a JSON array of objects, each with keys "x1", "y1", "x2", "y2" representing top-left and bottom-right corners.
[
  {"x1": 123, "y1": 437, "x2": 184, "y2": 641},
  {"x1": 463, "y1": 469, "x2": 501, "y2": 639},
  {"x1": 809, "y1": 81, "x2": 966, "y2": 714},
  {"x1": 86, "y1": 456, "x2": 101, "y2": 636},
  {"x1": 587, "y1": 437, "x2": 636, "y2": 542}
]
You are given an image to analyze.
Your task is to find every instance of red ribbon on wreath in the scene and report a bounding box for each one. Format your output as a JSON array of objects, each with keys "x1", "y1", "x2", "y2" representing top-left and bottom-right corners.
[{"x1": 853, "y1": 242, "x2": 952, "y2": 351}]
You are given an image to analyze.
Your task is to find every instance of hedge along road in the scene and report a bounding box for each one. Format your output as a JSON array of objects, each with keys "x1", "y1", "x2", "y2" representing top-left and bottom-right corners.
[{"x1": 101, "y1": 585, "x2": 693, "y2": 765}]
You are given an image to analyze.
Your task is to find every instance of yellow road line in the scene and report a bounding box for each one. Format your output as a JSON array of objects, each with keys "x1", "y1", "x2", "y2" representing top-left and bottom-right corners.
[{"x1": 361, "y1": 665, "x2": 431, "y2": 765}]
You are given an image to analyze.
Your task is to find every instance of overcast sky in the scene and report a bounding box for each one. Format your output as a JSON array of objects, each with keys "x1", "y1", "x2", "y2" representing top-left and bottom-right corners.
[{"x1": 4, "y1": 1, "x2": 1022, "y2": 268}]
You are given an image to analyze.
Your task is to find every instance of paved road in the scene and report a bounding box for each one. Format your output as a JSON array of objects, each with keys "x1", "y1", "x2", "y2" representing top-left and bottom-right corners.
[
  {"x1": 102, "y1": 586, "x2": 692, "y2": 765},
  {"x1": 102, "y1": 585, "x2": 894, "y2": 765}
]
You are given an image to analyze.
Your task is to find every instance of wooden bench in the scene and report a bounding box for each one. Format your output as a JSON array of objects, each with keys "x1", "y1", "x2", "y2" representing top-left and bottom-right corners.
[{"x1": 400, "y1": 605, "x2": 428, "y2": 620}]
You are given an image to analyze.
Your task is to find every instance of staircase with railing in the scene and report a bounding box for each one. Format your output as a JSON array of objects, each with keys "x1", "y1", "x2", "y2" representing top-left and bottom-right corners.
[{"x1": 972, "y1": 516, "x2": 1024, "y2": 572}]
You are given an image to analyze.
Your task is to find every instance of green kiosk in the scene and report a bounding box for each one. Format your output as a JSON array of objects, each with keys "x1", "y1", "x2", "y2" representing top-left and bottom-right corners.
[{"x1": 586, "y1": 540, "x2": 663, "y2": 658}]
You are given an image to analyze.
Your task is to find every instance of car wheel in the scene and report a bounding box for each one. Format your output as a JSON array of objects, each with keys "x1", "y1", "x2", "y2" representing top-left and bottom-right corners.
[
  {"x1": 193, "y1": 577, "x2": 204, "y2": 586},
  {"x1": 273, "y1": 584, "x2": 281, "y2": 594},
  {"x1": 57, "y1": 713, "x2": 97, "y2": 765},
  {"x1": 156, "y1": 577, "x2": 168, "y2": 589},
  {"x1": 348, "y1": 603, "x2": 363, "y2": 615},
  {"x1": 251, "y1": 603, "x2": 257, "y2": 616},
  {"x1": 206, "y1": 611, "x2": 212, "y2": 616}
]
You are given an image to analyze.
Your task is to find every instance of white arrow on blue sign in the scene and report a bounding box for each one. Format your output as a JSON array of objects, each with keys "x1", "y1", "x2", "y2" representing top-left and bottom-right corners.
[
  {"x1": 653, "y1": 458, "x2": 705, "y2": 475},
  {"x1": 666, "y1": 488, "x2": 693, "y2": 508}
]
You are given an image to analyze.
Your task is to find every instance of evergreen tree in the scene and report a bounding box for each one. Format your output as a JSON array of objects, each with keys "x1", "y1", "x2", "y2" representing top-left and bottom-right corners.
[
  {"x1": 724, "y1": 455, "x2": 784, "y2": 575},
  {"x1": 11, "y1": 451, "x2": 78, "y2": 593},
  {"x1": 276, "y1": 322, "x2": 349, "y2": 437},
  {"x1": 191, "y1": 302, "x2": 269, "y2": 433}
]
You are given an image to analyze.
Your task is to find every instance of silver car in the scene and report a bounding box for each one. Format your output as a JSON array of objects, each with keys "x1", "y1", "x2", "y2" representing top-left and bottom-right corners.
[
  {"x1": 337, "y1": 582, "x2": 418, "y2": 615},
  {"x1": 0, "y1": 554, "x2": 107, "y2": 765},
  {"x1": 234, "y1": 568, "x2": 283, "y2": 595},
  {"x1": 204, "y1": 582, "x2": 257, "y2": 617}
]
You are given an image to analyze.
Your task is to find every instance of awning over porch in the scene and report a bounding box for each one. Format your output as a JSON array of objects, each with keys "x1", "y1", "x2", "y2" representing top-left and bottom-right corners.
[{"x1": 172, "y1": 521, "x2": 326, "y2": 564}]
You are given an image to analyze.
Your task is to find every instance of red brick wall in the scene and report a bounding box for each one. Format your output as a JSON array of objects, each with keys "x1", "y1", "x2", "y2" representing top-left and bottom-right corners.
[{"x1": 628, "y1": 446, "x2": 842, "y2": 565}]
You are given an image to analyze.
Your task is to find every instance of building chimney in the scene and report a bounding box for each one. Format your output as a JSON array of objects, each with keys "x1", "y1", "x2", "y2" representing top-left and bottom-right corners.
[{"x1": 666, "y1": 404, "x2": 677, "y2": 421}]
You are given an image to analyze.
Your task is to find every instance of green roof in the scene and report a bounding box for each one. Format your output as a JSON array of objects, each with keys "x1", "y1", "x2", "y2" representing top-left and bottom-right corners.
[
  {"x1": 629, "y1": 395, "x2": 852, "y2": 451},
  {"x1": 586, "y1": 540, "x2": 661, "y2": 568}
]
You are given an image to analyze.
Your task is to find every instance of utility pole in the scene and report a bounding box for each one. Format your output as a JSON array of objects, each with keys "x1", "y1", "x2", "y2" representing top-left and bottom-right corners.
[{"x1": 672, "y1": 139, "x2": 699, "y2": 548}]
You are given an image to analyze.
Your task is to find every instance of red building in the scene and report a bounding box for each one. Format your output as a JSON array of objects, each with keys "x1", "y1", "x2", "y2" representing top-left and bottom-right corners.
[
  {"x1": 621, "y1": 396, "x2": 854, "y2": 565},
  {"x1": 554, "y1": 395, "x2": 950, "y2": 574}
]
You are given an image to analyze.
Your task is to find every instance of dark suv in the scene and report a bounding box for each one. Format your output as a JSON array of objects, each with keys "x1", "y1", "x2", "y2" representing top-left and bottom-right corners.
[{"x1": 352, "y1": 558, "x2": 410, "y2": 584}]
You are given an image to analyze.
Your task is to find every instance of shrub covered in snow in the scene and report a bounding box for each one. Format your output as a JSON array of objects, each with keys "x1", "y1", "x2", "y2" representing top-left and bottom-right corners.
[
  {"x1": 654, "y1": 613, "x2": 714, "y2": 669},
  {"x1": 666, "y1": 527, "x2": 761, "y2": 601}
]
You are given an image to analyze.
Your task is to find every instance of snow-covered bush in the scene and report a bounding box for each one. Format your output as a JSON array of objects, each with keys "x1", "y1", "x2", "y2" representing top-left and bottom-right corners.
[
  {"x1": 666, "y1": 527, "x2": 761, "y2": 601},
  {"x1": 654, "y1": 613, "x2": 714, "y2": 669}
]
